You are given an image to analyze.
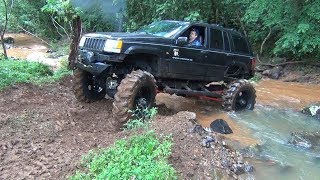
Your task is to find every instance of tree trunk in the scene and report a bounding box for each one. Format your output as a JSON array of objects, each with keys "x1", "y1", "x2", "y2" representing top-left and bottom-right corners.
[
  {"x1": 260, "y1": 26, "x2": 272, "y2": 55},
  {"x1": 68, "y1": 16, "x2": 81, "y2": 69},
  {"x1": 0, "y1": 0, "x2": 8, "y2": 59}
]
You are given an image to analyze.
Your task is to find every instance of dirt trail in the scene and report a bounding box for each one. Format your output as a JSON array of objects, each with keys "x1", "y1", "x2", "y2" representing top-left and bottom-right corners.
[{"x1": 0, "y1": 79, "x2": 222, "y2": 179}]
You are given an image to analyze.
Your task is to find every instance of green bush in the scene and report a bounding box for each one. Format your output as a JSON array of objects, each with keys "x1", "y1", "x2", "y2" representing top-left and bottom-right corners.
[
  {"x1": 0, "y1": 59, "x2": 71, "y2": 90},
  {"x1": 124, "y1": 107, "x2": 158, "y2": 130},
  {"x1": 71, "y1": 131, "x2": 176, "y2": 180}
]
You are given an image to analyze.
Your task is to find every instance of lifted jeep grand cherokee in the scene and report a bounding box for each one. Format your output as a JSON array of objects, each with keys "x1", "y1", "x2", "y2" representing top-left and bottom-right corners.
[{"x1": 74, "y1": 20, "x2": 256, "y2": 128}]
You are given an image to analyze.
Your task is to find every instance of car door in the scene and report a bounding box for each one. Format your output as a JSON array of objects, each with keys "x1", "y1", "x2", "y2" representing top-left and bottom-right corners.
[
  {"x1": 204, "y1": 28, "x2": 233, "y2": 81},
  {"x1": 227, "y1": 32, "x2": 252, "y2": 76},
  {"x1": 167, "y1": 27, "x2": 207, "y2": 80}
]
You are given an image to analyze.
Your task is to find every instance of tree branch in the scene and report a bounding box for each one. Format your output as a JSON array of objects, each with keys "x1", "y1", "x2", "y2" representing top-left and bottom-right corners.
[
  {"x1": 51, "y1": 16, "x2": 71, "y2": 40},
  {"x1": 51, "y1": 15, "x2": 64, "y2": 38},
  {"x1": 17, "y1": 25, "x2": 51, "y2": 46},
  {"x1": 0, "y1": 0, "x2": 8, "y2": 59},
  {"x1": 260, "y1": 26, "x2": 272, "y2": 55},
  {"x1": 259, "y1": 60, "x2": 309, "y2": 67}
]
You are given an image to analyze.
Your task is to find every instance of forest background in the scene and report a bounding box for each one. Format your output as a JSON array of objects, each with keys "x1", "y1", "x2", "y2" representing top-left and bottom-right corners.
[{"x1": 0, "y1": 0, "x2": 319, "y2": 61}]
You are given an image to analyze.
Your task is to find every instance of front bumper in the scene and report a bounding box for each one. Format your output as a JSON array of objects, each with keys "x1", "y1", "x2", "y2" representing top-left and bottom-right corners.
[
  {"x1": 76, "y1": 62, "x2": 111, "y2": 76},
  {"x1": 76, "y1": 49, "x2": 124, "y2": 75}
]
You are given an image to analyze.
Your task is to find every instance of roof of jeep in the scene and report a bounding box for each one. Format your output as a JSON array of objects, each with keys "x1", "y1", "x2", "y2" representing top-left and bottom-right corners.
[{"x1": 162, "y1": 20, "x2": 244, "y2": 37}]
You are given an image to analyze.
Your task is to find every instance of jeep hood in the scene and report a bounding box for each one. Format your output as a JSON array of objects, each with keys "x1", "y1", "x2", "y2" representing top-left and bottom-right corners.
[{"x1": 83, "y1": 32, "x2": 174, "y2": 44}]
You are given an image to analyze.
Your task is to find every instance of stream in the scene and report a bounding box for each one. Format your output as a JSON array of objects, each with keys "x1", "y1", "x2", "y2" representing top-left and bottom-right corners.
[
  {"x1": 231, "y1": 105, "x2": 320, "y2": 180},
  {"x1": 198, "y1": 80, "x2": 320, "y2": 180}
]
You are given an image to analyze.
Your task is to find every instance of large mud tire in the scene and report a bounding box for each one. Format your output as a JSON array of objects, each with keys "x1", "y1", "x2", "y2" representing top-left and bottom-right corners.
[
  {"x1": 112, "y1": 70, "x2": 157, "y2": 125},
  {"x1": 222, "y1": 79, "x2": 256, "y2": 111},
  {"x1": 73, "y1": 69, "x2": 106, "y2": 103}
]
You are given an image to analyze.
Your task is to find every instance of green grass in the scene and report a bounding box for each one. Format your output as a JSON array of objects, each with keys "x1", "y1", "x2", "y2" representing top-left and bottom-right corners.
[
  {"x1": 71, "y1": 131, "x2": 177, "y2": 180},
  {"x1": 0, "y1": 58, "x2": 71, "y2": 90}
]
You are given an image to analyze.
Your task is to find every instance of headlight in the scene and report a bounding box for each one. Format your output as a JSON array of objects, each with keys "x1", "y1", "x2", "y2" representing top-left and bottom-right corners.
[
  {"x1": 79, "y1": 37, "x2": 86, "y2": 47},
  {"x1": 104, "y1": 39, "x2": 123, "y2": 53}
]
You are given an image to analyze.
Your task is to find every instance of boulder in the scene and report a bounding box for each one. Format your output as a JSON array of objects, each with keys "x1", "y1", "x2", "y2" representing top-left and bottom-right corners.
[
  {"x1": 210, "y1": 119, "x2": 233, "y2": 134},
  {"x1": 301, "y1": 103, "x2": 320, "y2": 119},
  {"x1": 262, "y1": 66, "x2": 283, "y2": 79},
  {"x1": 288, "y1": 131, "x2": 320, "y2": 151}
]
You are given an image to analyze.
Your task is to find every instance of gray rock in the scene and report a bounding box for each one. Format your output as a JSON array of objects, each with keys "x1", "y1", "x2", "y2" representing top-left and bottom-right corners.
[
  {"x1": 201, "y1": 135, "x2": 215, "y2": 148},
  {"x1": 262, "y1": 66, "x2": 283, "y2": 79},
  {"x1": 270, "y1": 66, "x2": 283, "y2": 79},
  {"x1": 301, "y1": 103, "x2": 320, "y2": 119},
  {"x1": 288, "y1": 131, "x2": 320, "y2": 151}
]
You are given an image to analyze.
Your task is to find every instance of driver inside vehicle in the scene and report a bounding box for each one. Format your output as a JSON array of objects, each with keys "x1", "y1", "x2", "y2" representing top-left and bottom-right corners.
[{"x1": 188, "y1": 28, "x2": 202, "y2": 47}]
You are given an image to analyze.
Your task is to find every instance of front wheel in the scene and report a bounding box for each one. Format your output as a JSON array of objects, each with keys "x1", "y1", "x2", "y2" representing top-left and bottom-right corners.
[
  {"x1": 222, "y1": 79, "x2": 256, "y2": 111},
  {"x1": 73, "y1": 69, "x2": 106, "y2": 103},
  {"x1": 112, "y1": 70, "x2": 157, "y2": 125}
]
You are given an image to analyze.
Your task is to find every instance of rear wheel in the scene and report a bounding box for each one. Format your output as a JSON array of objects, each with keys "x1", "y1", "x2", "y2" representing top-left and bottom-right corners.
[
  {"x1": 73, "y1": 69, "x2": 106, "y2": 103},
  {"x1": 112, "y1": 70, "x2": 157, "y2": 126},
  {"x1": 222, "y1": 79, "x2": 256, "y2": 111}
]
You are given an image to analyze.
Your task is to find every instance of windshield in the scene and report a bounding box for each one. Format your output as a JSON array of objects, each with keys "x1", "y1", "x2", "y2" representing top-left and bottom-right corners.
[{"x1": 136, "y1": 21, "x2": 188, "y2": 38}]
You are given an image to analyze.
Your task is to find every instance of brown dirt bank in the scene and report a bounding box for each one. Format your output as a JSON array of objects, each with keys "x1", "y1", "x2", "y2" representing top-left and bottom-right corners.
[{"x1": 0, "y1": 77, "x2": 241, "y2": 179}]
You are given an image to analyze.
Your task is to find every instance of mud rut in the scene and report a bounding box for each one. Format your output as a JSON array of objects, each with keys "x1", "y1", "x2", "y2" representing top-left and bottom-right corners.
[{"x1": 0, "y1": 77, "x2": 228, "y2": 179}]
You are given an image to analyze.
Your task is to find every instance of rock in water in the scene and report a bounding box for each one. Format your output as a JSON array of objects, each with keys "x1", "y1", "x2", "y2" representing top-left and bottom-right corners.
[
  {"x1": 270, "y1": 66, "x2": 283, "y2": 79},
  {"x1": 262, "y1": 66, "x2": 283, "y2": 79},
  {"x1": 301, "y1": 103, "x2": 320, "y2": 119},
  {"x1": 288, "y1": 131, "x2": 320, "y2": 150},
  {"x1": 210, "y1": 119, "x2": 233, "y2": 134}
]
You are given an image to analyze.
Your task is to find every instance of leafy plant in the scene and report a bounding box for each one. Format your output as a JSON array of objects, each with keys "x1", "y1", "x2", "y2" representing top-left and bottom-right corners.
[
  {"x1": 0, "y1": 59, "x2": 71, "y2": 90},
  {"x1": 124, "y1": 107, "x2": 158, "y2": 130},
  {"x1": 70, "y1": 131, "x2": 176, "y2": 180},
  {"x1": 249, "y1": 73, "x2": 262, "y2": 83}
]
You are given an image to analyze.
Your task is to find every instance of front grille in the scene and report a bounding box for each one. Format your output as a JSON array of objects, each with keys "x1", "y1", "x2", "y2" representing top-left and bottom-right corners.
[{"x1": 83, "y1": 38, "x2": 105, "y2": 51}]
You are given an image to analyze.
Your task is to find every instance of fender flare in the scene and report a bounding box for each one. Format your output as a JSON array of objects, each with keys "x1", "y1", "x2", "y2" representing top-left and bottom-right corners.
[
  {"x1": 224, "y1": 61, "x2": 249, "y2": 76},
  {"x1": 124, "y1": 46, "x2": 162, "y2": 56}
]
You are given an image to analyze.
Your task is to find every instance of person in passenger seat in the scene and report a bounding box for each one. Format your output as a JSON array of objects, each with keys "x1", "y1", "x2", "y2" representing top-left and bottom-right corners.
[{"x1": 188, "y1": 28, "x2": 202, "y2": 47}]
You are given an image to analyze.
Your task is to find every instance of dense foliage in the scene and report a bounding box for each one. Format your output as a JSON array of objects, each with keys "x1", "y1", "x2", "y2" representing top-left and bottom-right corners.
[
  {"x1": 125, "y1": 0, "x2": 320, "y2": 60},
  {"x1": 1, "y1": 0, "x2": 319, "y2": 60},
  {"x1": 0, "y1": 0, "x2": 115, "y2": 40},
  {"x1": 71, "y1": 131, "x2": 176, "y2": 180}
]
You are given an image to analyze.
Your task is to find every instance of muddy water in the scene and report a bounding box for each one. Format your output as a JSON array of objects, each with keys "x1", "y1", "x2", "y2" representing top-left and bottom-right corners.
[
  {"x1": 3, "y1": 33, "x2": 63, "y2": 69},
  {"x1": 157, "y1": 79, "x2": 320, "y2": 179},
  {"x1": 201, "y1": 80, "x2": 320, "y2": 179},
  {"x1": 256, "y1": 79, "x2": 320, "y2": 109},
  {"x1": 4, "y1": 33, "x2": 48, "y2": 59}
]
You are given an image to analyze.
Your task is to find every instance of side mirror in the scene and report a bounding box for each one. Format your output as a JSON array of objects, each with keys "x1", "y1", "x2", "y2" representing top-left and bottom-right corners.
[{"x1": 176, "y1": 37, "x2": 188, "y2": 46}]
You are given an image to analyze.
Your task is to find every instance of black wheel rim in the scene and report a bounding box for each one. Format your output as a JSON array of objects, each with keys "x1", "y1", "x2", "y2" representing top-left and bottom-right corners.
[
  {"x1": 134, "y1": 86, "x2": 153, "y2": 109},
  {"x1": 235, "y1": 90, "x2": 252, "y2": 111},
  {"x1": 85, "y1": 74, "x2": 102, "y2": 93},
  {"x1": 133, "y1": 85, "x2": 154, "y2": 120}
]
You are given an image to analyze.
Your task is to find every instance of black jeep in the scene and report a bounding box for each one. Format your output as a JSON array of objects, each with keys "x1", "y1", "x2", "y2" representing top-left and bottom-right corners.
[{"x1": 74, "y1": 20, "x2": 256, "y2": 127}]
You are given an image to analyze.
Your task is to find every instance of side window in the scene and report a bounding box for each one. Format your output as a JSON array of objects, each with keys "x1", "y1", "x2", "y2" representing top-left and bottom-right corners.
[
  {"x1": 232, "y1": 34, "x2": 249, "y2": 54},
  {"x1": 223, "y1": 31, "x2": 230, "y2": 52},
  {"x1": 210, "y1": 29, "x2": 223, "y2": 50},
  {"x1": 179, "y1": 26, "x2": 205, "y2": 48}
]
